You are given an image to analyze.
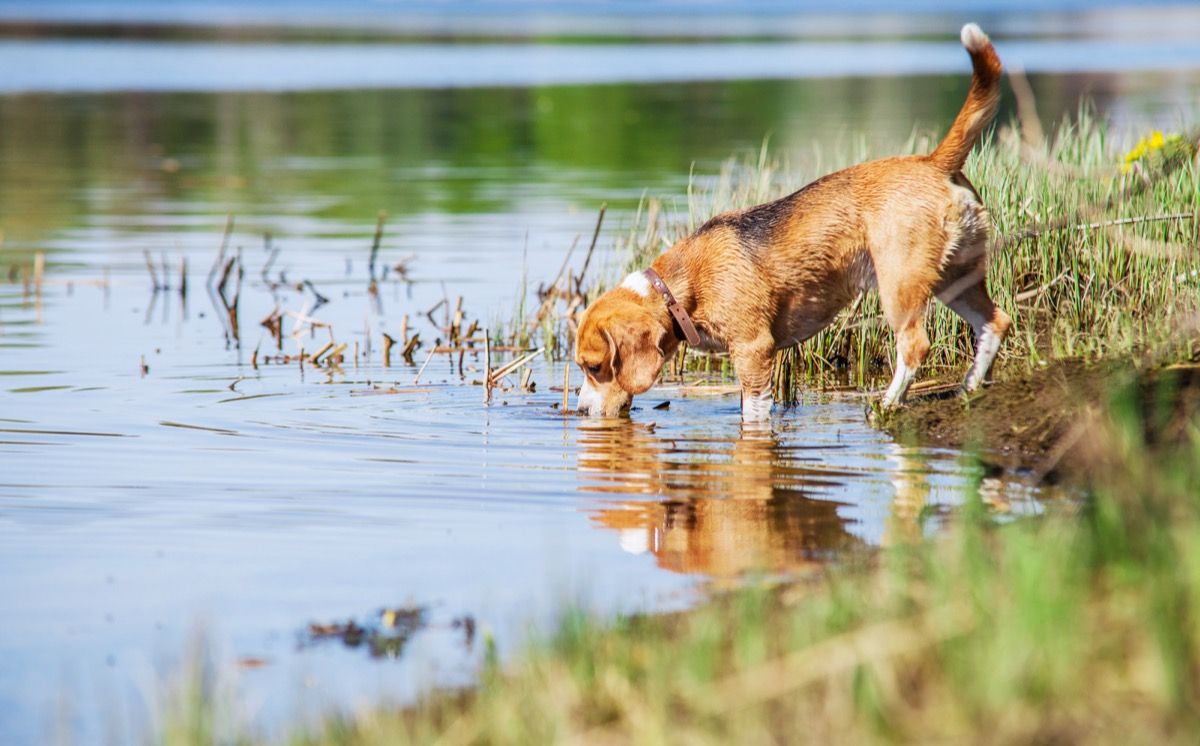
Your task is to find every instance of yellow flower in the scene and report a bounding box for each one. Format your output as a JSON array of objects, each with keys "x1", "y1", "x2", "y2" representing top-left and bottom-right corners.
[{"x1": 1120, "y1": 130, "x2": 1187, "y2": 173}]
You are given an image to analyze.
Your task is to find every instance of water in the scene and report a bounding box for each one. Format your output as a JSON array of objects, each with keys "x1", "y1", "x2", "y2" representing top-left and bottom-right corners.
[{"x1": 1, "y1": 13, "x2": 1198, "y2": 745}]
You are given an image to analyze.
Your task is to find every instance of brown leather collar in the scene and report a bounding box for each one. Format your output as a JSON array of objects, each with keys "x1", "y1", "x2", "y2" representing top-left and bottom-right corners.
[{"x1": 643, "y1": 268, "x2": 701, "y2": 346}]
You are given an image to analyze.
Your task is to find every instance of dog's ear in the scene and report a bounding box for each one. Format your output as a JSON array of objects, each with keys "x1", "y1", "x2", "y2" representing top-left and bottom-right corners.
[{"x1": 603, "y1": 318, "x2": 667, "y2": 395}]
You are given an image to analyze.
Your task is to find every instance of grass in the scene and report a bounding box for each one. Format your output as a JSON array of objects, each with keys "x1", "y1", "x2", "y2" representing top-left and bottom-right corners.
[{"x1": 529, "y1": 109, "x2": 1200, "y2": 398}]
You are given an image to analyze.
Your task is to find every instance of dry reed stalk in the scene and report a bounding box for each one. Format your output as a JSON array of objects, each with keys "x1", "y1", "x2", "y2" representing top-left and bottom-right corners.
[
  {"x1": 382, "y1": 333, "x2": 396, "y2": 367},
  {"x1": 368, "y1": 210, "x2": 386, "y2": 280},
  {"x1": 562, "y1": 361, "x2": 570, "y2": 411},
  {"x1": 216, "y1": 256, "x2": 237, "y2": 300},
  {"x1": 434, "y1": 344, "x2": 525, "y2": 354},
  {"x1": 206, "y1": 214, "x2": 234, "y2": 288},
  {"x1": 33, "y1": 252, "x2": 44, "y2": 295},
  {"x1": 326, "y1": 343, "x2": 347, "y2": 366},
  {"x1": 143, "y1": 250, "x2": 161, "y2": 290},
  {"x1": 309, "y1": 341, "x2": 334, "y2": 365},
  {"x1": 520, "y1": 367, "x2": 533, "y2": 392},
  {"x1": 575, "y1": 203, "x2": 607, "y2": 293},
  {"x1": 402, "y1": 334, "x2": 421, "y2": 362},
  {"x1": 1014, "y1": 270, "x2": 1070, "y2": 304},
  {"x1": 413, "y1": 348, "x2": 435, "y2": 384},
  {"x1": 1008, "y1": 63, "x2": 1044, "y2": 148},
  {"x1": 488, "y1": 348, "x2": 543, "y2": 386},
  {"x1": 484, "y1": 328, "x2": 492, "y2": 403}
]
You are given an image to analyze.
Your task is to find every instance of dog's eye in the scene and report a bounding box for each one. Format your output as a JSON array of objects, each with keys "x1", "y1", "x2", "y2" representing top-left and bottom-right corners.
[{"x1": 586, "y1": 364, "x2": 601, "y2": 376}]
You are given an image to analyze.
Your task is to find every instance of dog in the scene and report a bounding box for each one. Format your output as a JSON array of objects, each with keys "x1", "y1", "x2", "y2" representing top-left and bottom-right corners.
[{"x1": 575, "y1": 23, "x2": 1010, "y2": 422}]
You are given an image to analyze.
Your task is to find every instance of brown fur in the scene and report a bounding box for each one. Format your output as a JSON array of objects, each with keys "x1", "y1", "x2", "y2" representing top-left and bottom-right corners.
[{"x1": 576, "y1": 24, "x2": 1011, "y2": 419}]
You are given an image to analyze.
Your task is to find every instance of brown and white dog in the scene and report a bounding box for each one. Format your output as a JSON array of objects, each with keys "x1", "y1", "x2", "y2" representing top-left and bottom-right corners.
[{"x1": 575, "y1": 23, "x2": 1011, "y2": 422}]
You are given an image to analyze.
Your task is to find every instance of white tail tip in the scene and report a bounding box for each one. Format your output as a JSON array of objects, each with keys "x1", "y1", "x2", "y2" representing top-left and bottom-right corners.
[{"x1": 961, "y1": 23, "x2": 989, "y2": 52}]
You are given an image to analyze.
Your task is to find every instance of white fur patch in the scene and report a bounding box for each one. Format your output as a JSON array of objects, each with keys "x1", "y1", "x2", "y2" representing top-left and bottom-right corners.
[
  {"x1": 961, "y1": 23, "x2": 989, "y2": 52},
  {"x1": 741, "y1": 389, "x2": 773, "y2": 423},
  {"x1": 882, "y1": 352, "x2": 917, "y2": 409},
  {"x1": 619, "y1": 271, "x2": 651, "y2": 297},
  {"x1": 963, "y1": 323, "x2": 1002, "y2": 391}
]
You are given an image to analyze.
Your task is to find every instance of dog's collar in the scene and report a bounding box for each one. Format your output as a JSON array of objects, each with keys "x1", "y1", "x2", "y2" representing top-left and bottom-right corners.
[{"x1": 643, "y1": 268, "x2": 701, "y2": 346}]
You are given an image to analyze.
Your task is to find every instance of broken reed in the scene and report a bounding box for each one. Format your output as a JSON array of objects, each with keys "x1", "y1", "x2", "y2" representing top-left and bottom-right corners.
[{"x1": 599, "y1": 110, "x2": 1199, "y2": 394}]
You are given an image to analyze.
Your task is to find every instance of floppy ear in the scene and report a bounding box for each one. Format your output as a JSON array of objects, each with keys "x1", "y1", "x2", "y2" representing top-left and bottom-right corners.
[{"x1": 603, "y1": 320, "x2": 666, "y2": 395}]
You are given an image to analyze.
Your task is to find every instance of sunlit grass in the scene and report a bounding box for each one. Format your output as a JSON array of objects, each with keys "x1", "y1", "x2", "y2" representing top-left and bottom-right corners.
[{"x1": 528, "y1": 109, "x2": 1199, "y2": 395}]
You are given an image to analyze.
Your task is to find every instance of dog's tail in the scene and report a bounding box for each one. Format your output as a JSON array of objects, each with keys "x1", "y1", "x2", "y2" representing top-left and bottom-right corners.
[{"x1": 928, "y1": 23, "x2": 1003, "y2": 173}]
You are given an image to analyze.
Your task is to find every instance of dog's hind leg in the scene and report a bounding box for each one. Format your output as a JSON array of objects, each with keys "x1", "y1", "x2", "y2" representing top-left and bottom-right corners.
[
  {"x1": 937, "y1": 274, "x2": 1012, "y2": 392},
  {"x1": 877, "y1": 260, "x2": 935, "y2": 408},
  {"x1": 881, "y1": 314, "x2": 930, "y2": 408}
]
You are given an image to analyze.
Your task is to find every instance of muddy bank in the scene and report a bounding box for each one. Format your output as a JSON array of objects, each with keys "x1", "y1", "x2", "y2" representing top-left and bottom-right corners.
[{"x1": 883, "y1": 358, "x2": 1200, "y2": 481}]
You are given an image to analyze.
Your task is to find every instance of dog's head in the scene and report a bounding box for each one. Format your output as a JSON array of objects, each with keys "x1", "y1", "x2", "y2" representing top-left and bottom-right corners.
[{"x1": 574, "y1": 293, "x2": 671, "y2": 417}]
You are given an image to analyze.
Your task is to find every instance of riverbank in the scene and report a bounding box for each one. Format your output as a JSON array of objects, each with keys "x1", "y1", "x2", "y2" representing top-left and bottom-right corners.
[{"x1": 885, "y1": 356, "x2": 1200, "y2": 480}]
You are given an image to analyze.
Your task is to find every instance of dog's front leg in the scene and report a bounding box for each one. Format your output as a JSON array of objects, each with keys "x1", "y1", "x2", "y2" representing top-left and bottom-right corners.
[{"x1": 731, "y1": 337, "x2": 775, "y2": 423}]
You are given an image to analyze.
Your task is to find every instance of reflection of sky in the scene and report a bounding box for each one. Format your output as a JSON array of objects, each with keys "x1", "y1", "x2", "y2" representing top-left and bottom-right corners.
[
  {"x1": 2, "y1": 1, "x2": 1199, "y2": 41},
  {"x1": 1, "y1": 38, "x2": 1199, "y2": 92}
]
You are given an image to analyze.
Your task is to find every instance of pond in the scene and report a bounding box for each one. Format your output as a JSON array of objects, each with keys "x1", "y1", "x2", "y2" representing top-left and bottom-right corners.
[{"x1": 1, "y1": 18, "x2": 1198, "y2": 745}]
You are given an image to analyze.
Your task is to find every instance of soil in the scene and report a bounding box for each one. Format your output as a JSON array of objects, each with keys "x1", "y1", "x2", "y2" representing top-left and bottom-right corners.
[{"x1": 883, "y1": 358, "x2": 1200, "y2": 482}]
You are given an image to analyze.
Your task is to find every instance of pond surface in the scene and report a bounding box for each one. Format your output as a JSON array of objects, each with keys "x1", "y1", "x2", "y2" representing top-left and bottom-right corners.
[{"x1": 1, "y1": 18, "x2": 1198, "y2": 745}]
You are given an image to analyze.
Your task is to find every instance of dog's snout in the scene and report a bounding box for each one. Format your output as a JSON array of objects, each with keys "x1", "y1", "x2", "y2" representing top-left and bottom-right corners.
[
  {"x1": 575, "y1": 374, "x2": 631, "y2": 417},
  {"x1": 576, "y1": 374, "x2": 603, "y2": 416}
]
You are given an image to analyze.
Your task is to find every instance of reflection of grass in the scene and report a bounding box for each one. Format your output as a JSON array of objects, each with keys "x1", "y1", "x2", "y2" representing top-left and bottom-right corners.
[
  {"x1": 157, "y1": 374, "x2": 1200, "y2": 743},
  {"x1": 531, "y1": 111, "x2": 1199, "y2": 396}
]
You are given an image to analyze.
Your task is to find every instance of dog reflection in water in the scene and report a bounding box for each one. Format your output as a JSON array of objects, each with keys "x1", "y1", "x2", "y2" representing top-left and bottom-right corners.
[{"x1": 577, "y1": 419, "x2": 866, "y2": 578}]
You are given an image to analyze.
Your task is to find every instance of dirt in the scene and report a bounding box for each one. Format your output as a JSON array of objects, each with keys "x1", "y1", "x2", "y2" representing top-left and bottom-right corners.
[{"x1": 883, "y1": 358, "x2": 1200, "y2": 482}]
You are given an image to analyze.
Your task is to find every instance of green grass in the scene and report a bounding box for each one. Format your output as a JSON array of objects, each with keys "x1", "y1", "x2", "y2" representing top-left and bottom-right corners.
[{"x1": 528, "y1": 110, "x2": 1199, "y2": 396}]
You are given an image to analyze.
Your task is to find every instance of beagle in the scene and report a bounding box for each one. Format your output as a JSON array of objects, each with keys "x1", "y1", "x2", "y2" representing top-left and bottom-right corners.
[{"x1": 576, "y1": 23, "x2": 1010, "y2": 422}]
